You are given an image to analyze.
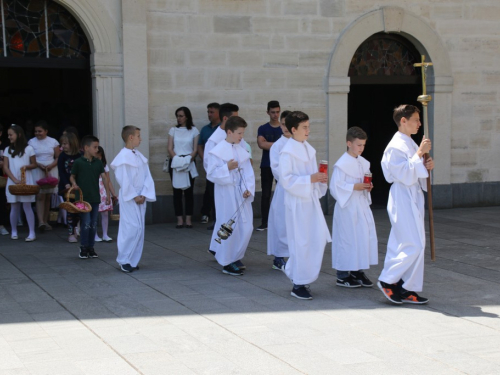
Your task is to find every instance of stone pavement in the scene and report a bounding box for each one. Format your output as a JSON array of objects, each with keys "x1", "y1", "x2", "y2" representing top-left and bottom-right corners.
[{"x1": 1, "y1": 206, "x2": 500, "y2": 375}]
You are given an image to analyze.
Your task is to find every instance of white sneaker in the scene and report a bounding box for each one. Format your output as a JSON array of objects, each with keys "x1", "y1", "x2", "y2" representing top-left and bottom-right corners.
[
  {"x1": 95, "y1": 236, "x2": 103, "y2": 242},
  {"x1": 201, "y1": 215, "x2": 209, "y2": 224},
  {"x1": 0, "y1": 226, "x2": 9, "y2": 235},
  {"x1": 102, "y1": 236, "x2": 113, "y2": 242}
]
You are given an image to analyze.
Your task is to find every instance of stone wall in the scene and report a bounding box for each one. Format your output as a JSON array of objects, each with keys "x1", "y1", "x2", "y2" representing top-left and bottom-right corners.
[{"x1": 143, "y1": 0, "x2": 500, "y2": 207}]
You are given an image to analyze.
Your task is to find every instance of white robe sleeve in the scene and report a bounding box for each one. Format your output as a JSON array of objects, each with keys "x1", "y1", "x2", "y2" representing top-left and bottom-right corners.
[
  {"x1": 329, "y1": 167, "x2": 354, "y2": 208},
  {"x1": 270, "y1": 143, "x2": 280, "y2": 181},
  {"x1": 114, "y1": 164, "x2": 138, "y2": 202},
  {"x1": 140, "y1": 166, "x2": 156, "y2": 202},
  {"x1": 242, "y1": 159, "x2": 255, "y2": 200},
  {"x1": 279, "y1": 153, "x2": 312, "y2": 199},
  {"x1": 382, "y1": 148, "x2": 428, "y2": 187},
  {"x1": 206, "y1": 152, "x2": 232, "y2": 185},
  {"x1": 203, "y1": 140, "x2": 215, "y2": 172}
]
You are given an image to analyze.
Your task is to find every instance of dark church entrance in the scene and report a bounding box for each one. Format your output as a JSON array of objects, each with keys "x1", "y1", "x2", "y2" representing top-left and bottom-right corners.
[
  {"x1": 0, "y1": 0, "x2": 92, "y2": 140},
  {"x1": 348, "y1": 33, "x2": 424, "y2": 207}
]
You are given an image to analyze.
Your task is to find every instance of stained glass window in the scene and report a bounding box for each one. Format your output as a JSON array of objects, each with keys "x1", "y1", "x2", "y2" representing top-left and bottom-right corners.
[
  {"x1": 349, "y1": 34, "x2": 419, "y2": 77},
  {"x1": 0, "y1": 0, "x2": 89, "y2": 59}
]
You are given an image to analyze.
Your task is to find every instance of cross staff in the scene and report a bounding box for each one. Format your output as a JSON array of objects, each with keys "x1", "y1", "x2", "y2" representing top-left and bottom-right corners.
[{"x1": 414, "y1": 55, "x2": 436, "y2": 261}]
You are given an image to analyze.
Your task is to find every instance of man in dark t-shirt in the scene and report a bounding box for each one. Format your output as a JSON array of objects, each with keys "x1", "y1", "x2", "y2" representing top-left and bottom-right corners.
[
  {"x1": 256, "y1": 100, "x2": 282, "y2": 231},
  {"x1": 197, "y1": 103, "x2": 220, "y2": 228}
]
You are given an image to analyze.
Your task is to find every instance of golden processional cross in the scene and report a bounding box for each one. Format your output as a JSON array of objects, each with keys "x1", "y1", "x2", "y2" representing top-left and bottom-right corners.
[{"x1": 414, "y1": 55, "x2": 436, "y2": 261}]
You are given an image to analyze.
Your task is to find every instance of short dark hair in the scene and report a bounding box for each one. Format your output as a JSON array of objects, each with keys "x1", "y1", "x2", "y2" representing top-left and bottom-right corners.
[
  {"x1": 219, "y1": 103, "x2": 239, "y2": 121},
  {"x1": 393, "y1": 104, "x2": 420, "y2": 127},
  {"x1": 225, "y1": 116, "x2": 247, "y2": 133},
  {"x1": 285, "y1": 111, "x2": 309, "y2": 133},
  {"x1": 121, "y1": 125, "x2": 140, "y2": 142},
  {"x1": 34, "y1": 120, "x2": 49, "y2": 131},
  {"x1": 346, "y1": 126, "x2": 367, "y2": 142},
  {"x1": 207, "y1": 102, "x2": 220, "y2": 109},
  {"x1": 81, "y1": 135, "x2": 99, "y2": 148},
  {"x1": 175, "y1": 106, "x2": 194, "y2": 130},
  {"x1": 267, "y1": 100, "x2": 280, "y2": 111},
  {"x1": 280, "y1": 110, "x2": 291, "y2": 120}
]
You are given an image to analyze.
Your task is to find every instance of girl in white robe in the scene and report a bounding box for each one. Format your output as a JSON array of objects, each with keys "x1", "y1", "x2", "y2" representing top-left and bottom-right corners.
[
  {"x1": 206, "y1": 117, "x2": 255, "y2": 275},
  {"x1": 279, "y1": 111, "x2": 331, "y2": 299},
  {"x1": 330, "y1": 151, "x2": 378, "y2": 287},
  {"x1": 111, "y1": 142, "x2": 156, "y2": 271},
  {"x1": 267, "y1": 111, "x2": 292, "y2": 270}
]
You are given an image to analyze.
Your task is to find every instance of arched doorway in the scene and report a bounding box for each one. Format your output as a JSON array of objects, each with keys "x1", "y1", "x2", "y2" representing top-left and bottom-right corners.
[
  {"x1": 0, "y1": 0, "x2": 92, "y2": 139},
  {"x1": 347, "y1": 33, "x2": 423, "y2": 206}
]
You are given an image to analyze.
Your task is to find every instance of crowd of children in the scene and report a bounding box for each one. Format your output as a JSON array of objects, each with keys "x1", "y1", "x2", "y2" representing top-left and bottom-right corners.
[{"x1": 1, "y1": 102, "x2": 435, "y2": 306}]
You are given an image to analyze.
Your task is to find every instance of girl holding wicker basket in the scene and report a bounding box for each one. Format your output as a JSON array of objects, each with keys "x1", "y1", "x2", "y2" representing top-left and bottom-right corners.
[{"x1": 2, "y1": 125, "x2": 37, "y2": 241}]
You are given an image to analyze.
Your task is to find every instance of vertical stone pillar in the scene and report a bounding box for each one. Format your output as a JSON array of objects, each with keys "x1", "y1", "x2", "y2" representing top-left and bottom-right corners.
[
  {"x1": 121, "y1": 0, "x2": 149, "y2": 157},
  {"x1": 326, "y1": 76, "x2": 350, "y2": 213}
]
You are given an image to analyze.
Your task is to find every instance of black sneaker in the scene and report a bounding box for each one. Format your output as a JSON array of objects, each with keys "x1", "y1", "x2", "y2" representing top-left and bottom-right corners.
[
  {"x1": 88, "y1": 248, "x2": 98, "y2": 258},
  {"x1": 207, "y1": 224, "x2": 214, "y2": 230},
  {"x1": 336, "y1": 275, "x2": 362, "y2": 288},
  {"x1": 255, "y1": 224, "x2": 267, "y2": 231},
  {"x1": 120, "y1": 264, "x2": 134, "y2": 273},
  {"x1": 234, "y1": 260, "x2": 246, "y2": 270},
  {"x1": 272, "y1": 257, "x2": 286, "y2": 271},
  {"x1": 79, "y1": 247, "x2": 88, "y2": 259},
  {"x1": 351, "y1": 271, "x2": 374, "y2": 287},
  {"x1": 377, "y1": 281, "x2": 403, "y2": 305},
  {"x1": 291, "y1": 285, "x2": 312, "y2": 300},
  {"x1": 400, "y1": 290, "x2": 429, "y2": 305},
  {"x1": 222, "y1": 263, "x2": 243, "y2": 276},
  {"x1": 207, "y1": 249, "x2": 216, "y2": 256}
]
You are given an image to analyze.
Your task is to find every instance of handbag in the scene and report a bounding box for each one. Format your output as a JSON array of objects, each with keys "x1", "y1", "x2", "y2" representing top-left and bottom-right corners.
[{"x1": 162, "y1": 156, "x2": 169, "y2": 173}]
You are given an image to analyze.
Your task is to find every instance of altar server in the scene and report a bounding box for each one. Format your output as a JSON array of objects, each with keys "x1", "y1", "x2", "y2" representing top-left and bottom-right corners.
[
  {"x1": 378, "y1": 105, "x2": 434, "y2": 305},
  {"x1": 279, "y1": 111, "x2": 332, "y2": 300},
  {"x1": 267, "y1": 110, "x2": 291, "y2": 271},
  {"x1": 110, "y1": 126, "x2": 156, "y2": 273},
  {"x1": 330, "y1": 126, "x2": 378, "y2": 288},
  {"x1": 206, "y1": 116, "x2": 255, "y2": 276}
]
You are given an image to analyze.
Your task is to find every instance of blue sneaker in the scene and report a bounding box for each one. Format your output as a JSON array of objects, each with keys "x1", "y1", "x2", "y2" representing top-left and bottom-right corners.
[
  {"x1": 291, "y1": 285, "x2": 312, "y2": 300},
  {"x1": 272, "y1": 257, "x2": 286, "y2": 271},
  {"x1": 222, "y1": 263, "x2": 243, "y2": 276},
  {"x1": 234, "y1": 260, "x2": 246, "y2": 270}
]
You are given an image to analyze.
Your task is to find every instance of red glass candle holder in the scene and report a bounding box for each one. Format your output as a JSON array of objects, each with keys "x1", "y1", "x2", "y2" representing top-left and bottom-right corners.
[{"x1": 319, "y1": 160, "x2": 328, "y2": 174}]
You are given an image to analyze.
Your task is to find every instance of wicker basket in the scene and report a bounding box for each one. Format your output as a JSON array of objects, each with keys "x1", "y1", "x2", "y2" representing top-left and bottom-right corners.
[
  {"x1": 110, "y1": 213, "x2": 120, "y2": 221},
  {"x1": 8, "y1": 168, "x2": 41, "y2": 196},
  {"x1": 0, "y1": 176, "x2": 6, "y2": 188},
  {"x1": 49, "y1": 210, "x2": 59, "y2": 222},
  {"x1": 58, "y1": 187, "x2": 92, "y2": 214}
]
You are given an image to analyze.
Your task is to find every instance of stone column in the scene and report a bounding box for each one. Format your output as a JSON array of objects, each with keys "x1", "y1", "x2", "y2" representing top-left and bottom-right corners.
[
  {"x1": 326, "y1": 76, "x2": 350, "y2": 213},
  {"x1": 121, "y1": 0, "x2": 149, "y2": 157}
]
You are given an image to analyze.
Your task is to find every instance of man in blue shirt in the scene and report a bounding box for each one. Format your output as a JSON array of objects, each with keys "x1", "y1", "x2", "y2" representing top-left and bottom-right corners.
[
  {"x1": 197, "y1": 103, "x2": 220, "y2": 228},
  {"x1": 256, "y1": 100, "x2": 282, "y2": 231}
]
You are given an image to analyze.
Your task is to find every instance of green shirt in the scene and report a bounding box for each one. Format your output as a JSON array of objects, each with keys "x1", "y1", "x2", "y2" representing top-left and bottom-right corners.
[{"x1": 71, "y1": 156, "x2": 105, "y2": 203}]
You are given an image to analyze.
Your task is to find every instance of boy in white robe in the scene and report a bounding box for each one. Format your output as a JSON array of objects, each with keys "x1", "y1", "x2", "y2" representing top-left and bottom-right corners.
[
  {"x1": 280, "y1": 111, "x2": 332, "y2": 300},
  {"x1": 110, "y1": 126, "x2": 156, "y2": 273},
  {"x1": 267, "y1": 110, "x2": 291, "y2": 271},
  {"x1": 206, "y1": 116, "x2": 255, "y2": 276},
  {"x1": 378, "y1": 105, "x2": 434, "y2": 305},
  {"x1": 330, "y1": 127, "x2": 378, "y2": 288}
]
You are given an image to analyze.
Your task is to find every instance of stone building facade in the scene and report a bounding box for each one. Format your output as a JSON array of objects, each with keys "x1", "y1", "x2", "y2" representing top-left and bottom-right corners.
[{"x1": 10, "y1": 0, "x2": 500, "y2": 221}]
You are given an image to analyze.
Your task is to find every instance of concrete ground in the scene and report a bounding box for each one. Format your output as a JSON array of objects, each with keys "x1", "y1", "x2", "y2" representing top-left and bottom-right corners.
[{"x1": 1, "y1": 206, "x2": 500, "y2": 375}]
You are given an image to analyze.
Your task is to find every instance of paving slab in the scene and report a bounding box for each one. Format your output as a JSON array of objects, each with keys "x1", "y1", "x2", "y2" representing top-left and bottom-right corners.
[{"x1": 1, "y1": 206, "x2": 500, "y2": 374}]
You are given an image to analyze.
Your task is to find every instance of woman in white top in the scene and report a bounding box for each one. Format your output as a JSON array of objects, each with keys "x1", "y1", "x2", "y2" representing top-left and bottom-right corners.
[
  {"x1": 3, "y1": 125, "x2": 38, "y2": 241},
  {"x1": 28, "y1": 121, "x2": 61, "y2": 232},
  {"x1": 167, "y1": 107, "x2": 199, "y2": 228}
]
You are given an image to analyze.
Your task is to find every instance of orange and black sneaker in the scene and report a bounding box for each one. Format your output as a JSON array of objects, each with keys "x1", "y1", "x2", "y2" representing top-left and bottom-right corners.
[
  {"x1": 377, "y1": 281, "x2": 402, "y2": 305},
  {"x1": 400, "y1": 290, "x2": 429, "y2": 305}
]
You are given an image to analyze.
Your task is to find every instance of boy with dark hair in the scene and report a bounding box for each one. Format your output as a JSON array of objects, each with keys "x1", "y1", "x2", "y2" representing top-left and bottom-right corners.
[
  {"x1": 70, "y1": 135, "x2": 110, "y2": 259},
  {"x1": 256, "y1": 100, "x2": 282, "y2": 231},
  {"x1": 267, "y1": 110, "x2": 291, "y2": 271},
  {"x1": 279, "y1": 111, "x2": 331, "y2": 300},
  {"x1": 378, "y1": 104, "x2": 434, "y2": 304},
  {"x1": 198, "y1": 103, "x2": 221, "y2": 225},
  {"x1": 206, "y1": 116, "x2": 255, "y2": 276},
  {"x1": 111, "y1": 125, "x2": 156, "y2": 273},
  {"x1": 330, "y1": 126, "x2": 378, "y2": 288}
]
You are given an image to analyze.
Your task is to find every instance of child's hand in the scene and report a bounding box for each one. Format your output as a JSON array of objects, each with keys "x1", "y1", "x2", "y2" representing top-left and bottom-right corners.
[
  {"x1": 418, "y1": 135, "x2": 432, "y2": 156},
  {"x1": 354, "y1": 183, "x2": 371, "y2": 191},
  {"x1": 37, "y1": 163, "x2": 46, "y2": 170},
  {"x1": 105, "y1": 196, "x2": 111, "y2": 205},
  {"x1": 227, "y1": 159, "x2": 238, "y2": 170},
  {"x1": 12, "y1": 177, "x2": 21, "y2": 184},
  {"x1": 243, "y1": 190, "x2": 251, "y2": 198},
  {"x1": 368, "y1": 183, "x2": 374, "y2": 192},
  {"x1": 311, "y1": 172, "x2": 328, "y2": 183},
  {"x1": 425, "y1": 157, "x2": 434, "y2": 171},
  {"x1": 71, "y1": 183, "x2": 78, "y2": 189}
]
